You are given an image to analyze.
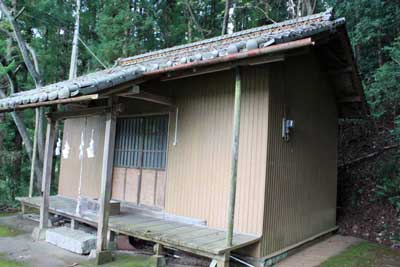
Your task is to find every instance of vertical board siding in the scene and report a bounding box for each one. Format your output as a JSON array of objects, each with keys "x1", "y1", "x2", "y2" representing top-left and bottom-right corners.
[
  {"x1": 58, "y1": 118, "x2": 85, "y2": 198},
  {"x1": 261, "y1": 54, "x2": 338, "y2": 256},
  {"x1": 81, "y1": 116, "x2": 106, "y2": 198},
  {"x1": 58, "y1": 116, "x2": 106, "y2": 199},
  {"x1": 165, "y1": 67, "x2": 269, "y2": 239}
]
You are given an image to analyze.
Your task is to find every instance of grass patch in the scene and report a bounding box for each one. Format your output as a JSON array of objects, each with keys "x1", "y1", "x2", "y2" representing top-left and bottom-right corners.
[
  {"x1": 320, "y1": 241, "x2": 400, "y2": 267},
  {"x1": 0, "y1": 224, "x2": 21, "y2": 237},
  {"x1": 0, "y1": 253, "x2": 24, "y2": 267},
  {"x1": 82, "y1": 254, "x2": 157, "y2": 267},
  {"x1": 0, "y1": 212, "x2": 18, "y2": 217}
]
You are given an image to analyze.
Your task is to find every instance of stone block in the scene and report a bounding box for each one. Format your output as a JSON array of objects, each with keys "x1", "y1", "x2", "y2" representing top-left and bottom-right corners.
[{"x1": 46, "y1": 226, "x2": 96, "y2": 255}]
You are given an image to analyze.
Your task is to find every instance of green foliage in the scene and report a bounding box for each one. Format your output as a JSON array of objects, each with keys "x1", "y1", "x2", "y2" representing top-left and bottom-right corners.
[
  {"x1": 376, "y1": 176, "x2": 400, "y2": 211},
  {"x1": 0, "y1": 254, "x2": 24, "y2": 267},
  {"x1": 375, "y1": 159, "x2": 400, "y2": 211},
  {"x1": 0, "y1": 60, "x2": 16, "y2": 77},
  {"x1": 320, "y1": 241, "x2": 400, "y2": 267},
  {"x1": 367, "y1": 38, "x2": 400, "y2": 120},
  {"x1": 0, "y1": 224, "x2": 21, "y2": 237}
]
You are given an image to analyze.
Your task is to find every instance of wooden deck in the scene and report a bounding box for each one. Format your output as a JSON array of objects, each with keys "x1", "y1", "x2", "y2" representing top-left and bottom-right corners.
[{"x1": 17, "y1": 196, "x2": 260, "y2": 258}]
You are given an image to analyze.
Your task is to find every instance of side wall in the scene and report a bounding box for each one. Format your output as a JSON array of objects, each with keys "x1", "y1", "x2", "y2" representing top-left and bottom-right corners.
[
  {"x1": 261, "y1": 53, "x2": 338, "y2": 257},
  {"x1": 164, "y1": 66, "x2": 269, "y2": 239}
]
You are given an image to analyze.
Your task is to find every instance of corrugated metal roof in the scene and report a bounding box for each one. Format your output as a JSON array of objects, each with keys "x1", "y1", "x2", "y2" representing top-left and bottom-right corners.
[{"x1": 0, "y1": 9, "x2": 345, "y2": 110}]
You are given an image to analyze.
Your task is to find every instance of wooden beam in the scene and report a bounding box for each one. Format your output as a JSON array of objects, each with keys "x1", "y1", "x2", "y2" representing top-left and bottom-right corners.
[
  {"x1": 117, "y1": 86, "x2": 174, "y2": 107},
  {"x1": 47, "y1": 106, "x2": 111, "y2": 121},
  {"x1": 226, "y1": 68, "x2": 242, "y2": 247},
  {"x1": 96, "y1": 109, "x2": 117, "y2": 253},
  {"x1": 0, "y1": 94, "x2": 99, "y2": 113},
  {"x1": 161, "y1": 54, "x2": 285, "y2": 82},
  {"x1": 124, "y1": 92, "x2": 175, "y2": 107},
  {"x1": 39, "y1": 117, "x2": 56, "y2": 230}
]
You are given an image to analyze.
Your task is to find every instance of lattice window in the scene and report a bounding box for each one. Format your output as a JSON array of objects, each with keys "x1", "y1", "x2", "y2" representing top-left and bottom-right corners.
[{"x1": 114, "y1": 115, "x2": 168, "y2": 169}]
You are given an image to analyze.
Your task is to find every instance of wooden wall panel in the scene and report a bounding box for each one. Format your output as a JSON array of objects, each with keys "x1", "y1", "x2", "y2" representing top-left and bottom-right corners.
[
  {"x1": 155, "y1": 171, "x2": 166, "y2": 208},
  {"x1": 58, "y1": 118, "x2": 86, "y2": 198},
  {"x1": 112, "y1": 167, "x2": 127, "y2": 201},
  {"x1": 124, "y1": 168, "x2": 140, "y2": 204},
  {"x1": 58, "y1": 116, "x2": 106, "y2": 199},
  {"x1": 140, "y1": 170, "x2": 156, "y2": 206},
  {"x1": 81, "y1": 115, "x2": 106, "y2": 198}
]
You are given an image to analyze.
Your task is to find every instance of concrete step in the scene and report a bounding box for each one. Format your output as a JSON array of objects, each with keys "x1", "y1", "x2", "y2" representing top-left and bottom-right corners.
[{"x1": 46, "y1": 226, "x2": 96, "y2": 255}]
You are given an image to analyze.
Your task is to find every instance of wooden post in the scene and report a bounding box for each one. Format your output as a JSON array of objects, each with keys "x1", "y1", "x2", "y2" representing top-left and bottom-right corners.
[
  {"x1": 28, "y1": 108, "x2": 39, "y2": 197},
  {"x1": 39, "y1": 117, "x2": 56, "y2": 230},
  {"x1": 95, "y1": 110, "x2": 116, "y2": 264},
  {"x1": 226, "y1": 67, "x2": 242, "y2": 247}
]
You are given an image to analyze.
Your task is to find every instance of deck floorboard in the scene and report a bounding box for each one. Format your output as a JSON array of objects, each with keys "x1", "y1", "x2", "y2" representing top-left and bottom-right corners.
[{"x1": 17, "y1": 195, "x2": 260, "y2": 257}]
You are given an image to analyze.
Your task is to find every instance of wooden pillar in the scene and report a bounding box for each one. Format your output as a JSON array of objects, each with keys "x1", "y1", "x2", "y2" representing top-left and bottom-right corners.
[
  {"x1": 215, "y1": 253, "x2": 230, "y2": 267},
  {"x1": 95, "y1": 110, "x2": 116, "y2": 264},
  {"x1": 226, "y1": 67, "x2": 242, "y2": 247},
  {"x1": 39, "y1": 117, "x2": 56, "y2": 230},
  {"x1": 28, "y1": 108, "x2": 39, "y2": 198}
]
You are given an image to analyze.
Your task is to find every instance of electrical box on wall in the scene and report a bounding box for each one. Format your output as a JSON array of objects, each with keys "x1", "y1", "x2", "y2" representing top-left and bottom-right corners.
[{"x1": 282, "y1": 118, "x2": 294, "y2": 141}]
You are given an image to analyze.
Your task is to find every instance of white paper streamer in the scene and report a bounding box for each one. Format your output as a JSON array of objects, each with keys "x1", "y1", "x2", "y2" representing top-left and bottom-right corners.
[
  {"x1": 86, "y1": 129, "x2": 95, "y2": 158},
  {"x1": 62, "y1": 141, "x2": 70, "y2": 159}
]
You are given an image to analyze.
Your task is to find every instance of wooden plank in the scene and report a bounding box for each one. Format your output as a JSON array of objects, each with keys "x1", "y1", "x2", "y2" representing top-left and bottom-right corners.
[
  {"x1": 39, "y1": 118, "x2": 56, "y2": 229},
  {"x1": 139, "y1": 170, "x2": 157, "y2": 206},
  {"x1": 207, "y1": 235, "x2": 261, "y2": 254},
  {"x1": 47, "y1": 106, "x2": 110, "y2": 121},
  {"x1": 111, "y1": 168, "x2": 127, "y2": 201},
  {"x1": 157, "y1": 225, "x2": 203, "y2": 237},
  {"x1": 142, "y1": 222, "x2": 187, "y2": 232},
  {"x1": 155, "y1": 170, "x2": 166, "y2": 208},
  {"x1": 125, "y1": 219, "x2": 169, "y2": 230},
  {"x1": 96, "y1": 111, "x2": 117, "y2": 252},
  {"x1": 181, "y1": 232, "x2": 226, "y2": 248},
  {"x1": 124, "y1": 168, "x2": 140, "y2": 203},
  {"x1": 165, "y1": 228, "x2": 218, "y2": 241},
  {"x1": 110, "y1": 216, "x2": 160, "y2": 227}
]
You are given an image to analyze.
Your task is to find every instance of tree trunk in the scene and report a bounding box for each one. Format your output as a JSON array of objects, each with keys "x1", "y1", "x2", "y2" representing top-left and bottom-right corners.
[
  {"x1": 221, "y1": 0, "x2": 232, "y2": 35},
  {"x1": 0, "y1": 0, "x2": 42, "y2": 87},
  {"x1": 69, "y1": 0, "x2": 81, "y2": 80},
  {"x1": 303, "y1": 0, "x2": 314, "y2": 16},
  {"x1": 0, "y1": 0, "x2": 45, "y2": 188},
  {"x1": 12, "y1": 124, "x2": 22, "y2": 199}
]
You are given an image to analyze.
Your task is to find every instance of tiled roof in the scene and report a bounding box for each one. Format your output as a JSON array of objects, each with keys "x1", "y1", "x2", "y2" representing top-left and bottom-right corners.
[{"x1": 0, "y1": 9, "x2": 345, "y2": 110}]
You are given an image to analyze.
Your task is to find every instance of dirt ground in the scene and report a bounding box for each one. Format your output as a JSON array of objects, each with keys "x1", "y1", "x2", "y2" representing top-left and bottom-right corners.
[
  {"x1": 0, "y1": 214, "x2": 210, "y2": 267},
  {"x1": 0, "y1": 215, "x2": 87, "y2": 267}
]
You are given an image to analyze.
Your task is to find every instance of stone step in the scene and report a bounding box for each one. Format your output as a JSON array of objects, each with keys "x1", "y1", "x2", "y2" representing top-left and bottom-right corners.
[{"x1": 46, "y1": 226, "x2": 96, "y2": 255}]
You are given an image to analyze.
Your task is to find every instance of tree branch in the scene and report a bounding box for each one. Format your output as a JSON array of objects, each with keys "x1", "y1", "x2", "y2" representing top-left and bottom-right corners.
[
  {"x1": 0, "y1": 0, "x2": 42, "y2": 87},
  {"x1": 184, "y1": 0, "x2": 206, "y2": 37},
  {"x1": 221, "y1": 0, "x2": 232, "y2": 35},
  {"x1": 235, "y1": 5, "x2": 277, "y2": 24},
  {"x1": 339, "y1": 144, "x2": 399, "y2": 168}
]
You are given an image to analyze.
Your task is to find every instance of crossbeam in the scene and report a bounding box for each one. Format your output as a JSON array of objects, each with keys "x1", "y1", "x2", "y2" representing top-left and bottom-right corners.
[
  {"x1": 47, "y1": 106, "x2": 111, "y2": 121},
  {"x1": 118, "y1": 87, "x2": 174, "y2": 107}
]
